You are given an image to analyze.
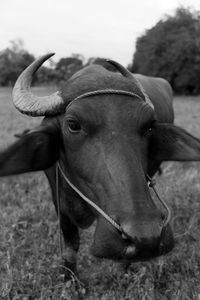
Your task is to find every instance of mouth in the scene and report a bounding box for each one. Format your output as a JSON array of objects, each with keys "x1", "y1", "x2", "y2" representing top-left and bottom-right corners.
[
  {"x1": 91, "y1": 225, "x2": 174, "y2": 266},
  {"x1": 91, "y1": 216, "x2": 175, "y2": 262},
  {"x1": 92, "y1": 235, "x2": 174, "y2": 262},
  {"x1": 122, "y1": 243, "x2": 172, "y2": 262},
  {"x1": 122, "y1": 225, "x2": 175, "y2": 262}
]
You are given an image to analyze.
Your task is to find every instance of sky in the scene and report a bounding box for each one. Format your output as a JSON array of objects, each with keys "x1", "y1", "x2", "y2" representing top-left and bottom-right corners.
[{"x1": 1, "y1": 0, "x2": 200, "y2": 66}]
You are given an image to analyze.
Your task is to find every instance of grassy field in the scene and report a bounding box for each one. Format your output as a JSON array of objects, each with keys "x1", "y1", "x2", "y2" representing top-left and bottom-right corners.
[{"x1": 1, "y1": 87, "x2": 200, "y2": 299}]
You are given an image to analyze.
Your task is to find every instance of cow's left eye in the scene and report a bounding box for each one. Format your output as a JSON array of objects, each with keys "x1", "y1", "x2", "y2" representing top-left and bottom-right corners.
[{"x1": 68, "y1": 120, "x2": 82, "y2": 133}]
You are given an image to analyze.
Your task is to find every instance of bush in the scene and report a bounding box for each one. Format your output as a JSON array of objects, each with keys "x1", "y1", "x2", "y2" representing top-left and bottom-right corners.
[
  {"x1": 0, "y1": 47, "x2": 35, "y2": 86},
  {"x1": 131, "y1": 7, "x2": 200, "y2": 95}
]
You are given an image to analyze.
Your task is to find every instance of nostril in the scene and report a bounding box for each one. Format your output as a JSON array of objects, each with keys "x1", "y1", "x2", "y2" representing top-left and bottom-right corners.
[{"x1": 161, "y1": 213, "x2": 166, "y2": 221}]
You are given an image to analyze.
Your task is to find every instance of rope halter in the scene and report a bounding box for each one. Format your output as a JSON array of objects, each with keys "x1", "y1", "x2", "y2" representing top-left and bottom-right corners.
[{"x1": 56, "y1": 163, "x2": 171, "y2": 237}]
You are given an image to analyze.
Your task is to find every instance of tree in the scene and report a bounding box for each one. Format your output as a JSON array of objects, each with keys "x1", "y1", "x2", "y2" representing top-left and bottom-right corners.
[
  {"x1": 0, "y1": 39, "x2": 35, "y2": 86},
  {"x1": 35, "y1": 66, "x2": 58, "y2": 85},
  {"x1": 55, "y1": 55, "x2": 84, "y2": 83},
  {"x1": 131, "y1": 7, "x2": 200, "y2": 94},
  {"x1": 0, "y1": 39, "x2": 58, "y2": 86}
]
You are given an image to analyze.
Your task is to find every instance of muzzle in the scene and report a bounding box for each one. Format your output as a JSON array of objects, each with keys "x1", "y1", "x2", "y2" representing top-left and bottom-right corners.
[{"x1": 56, "y1": 162, "x2": 173, "y2": 261}]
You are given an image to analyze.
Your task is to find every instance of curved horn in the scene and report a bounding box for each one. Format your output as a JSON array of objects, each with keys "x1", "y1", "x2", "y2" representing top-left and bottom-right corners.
[
  {"x1": 12, "y1": 53, "x2": 65, "y2": 116},
  {"x1": 106, "y1": 59, "x2": 133, "y2": 79},
  {"x1": 106, "y1": 59, "x2": 154, "y2": 110}
]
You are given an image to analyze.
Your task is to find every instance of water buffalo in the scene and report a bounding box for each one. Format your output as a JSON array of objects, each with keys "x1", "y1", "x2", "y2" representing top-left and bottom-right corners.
[{"x1": 1, "y1": 53, "x2": 200, "y2": 277}]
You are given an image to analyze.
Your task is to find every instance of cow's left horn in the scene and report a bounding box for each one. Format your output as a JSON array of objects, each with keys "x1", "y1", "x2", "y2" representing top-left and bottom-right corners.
[
  {"x1": 106, "y1": 59, "x2": 133, "y2": 79},
  {"x1": 12, "y1": 53, "x2": 65, "y2": 116},
  {"x1": 106, "y1": 59, "x2": 154, "y2": 110}
]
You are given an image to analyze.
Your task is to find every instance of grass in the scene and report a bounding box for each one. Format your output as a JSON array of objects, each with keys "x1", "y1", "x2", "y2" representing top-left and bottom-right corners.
[{"x1": 0, "y1": 88, "x2": 200, "y2": 299}]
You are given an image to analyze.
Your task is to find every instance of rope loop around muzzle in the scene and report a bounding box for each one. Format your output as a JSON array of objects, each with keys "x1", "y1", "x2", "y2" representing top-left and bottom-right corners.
[{"x1": 55, "y1": 162, "x2": 171, "y2": 258}]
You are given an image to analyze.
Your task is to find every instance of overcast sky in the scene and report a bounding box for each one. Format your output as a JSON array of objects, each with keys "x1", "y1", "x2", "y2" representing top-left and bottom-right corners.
[{"x1": 1, "y1": 0, "x2": 200, "y2": 66}]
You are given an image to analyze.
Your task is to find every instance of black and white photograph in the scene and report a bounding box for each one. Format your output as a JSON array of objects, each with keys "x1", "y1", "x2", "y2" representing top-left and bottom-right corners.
[{"x1": 1, "y1": 0, "x2": 200, "y2": 299}]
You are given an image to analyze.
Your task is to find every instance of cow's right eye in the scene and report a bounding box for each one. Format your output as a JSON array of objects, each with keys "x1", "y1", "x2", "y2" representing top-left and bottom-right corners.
[{"x1": 68, "y1": 120, "x2": 82, "y2": 133}]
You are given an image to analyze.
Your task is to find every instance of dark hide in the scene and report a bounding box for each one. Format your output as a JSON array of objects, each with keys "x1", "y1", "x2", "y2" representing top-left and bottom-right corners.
[{"x1": 1, "y1": 64, "x2": 200, "y2": 277}]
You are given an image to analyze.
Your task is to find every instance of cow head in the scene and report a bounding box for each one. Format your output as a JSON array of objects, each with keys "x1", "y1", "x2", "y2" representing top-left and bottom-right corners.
[{"x1": 1, "y1": 54, "x2": 200, "y2": 262}]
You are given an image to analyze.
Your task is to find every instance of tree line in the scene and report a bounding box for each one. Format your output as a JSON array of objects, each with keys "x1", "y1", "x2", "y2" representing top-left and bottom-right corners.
[
  {"x1": 1, "y1": 7, "x2": 200, "y2": 95},
  {"x1": 130, "y1": 7, "x2": 200, "y2": 95},
  {"x1": 0, "y1": 40, "x2": 116, "y2": 87}
]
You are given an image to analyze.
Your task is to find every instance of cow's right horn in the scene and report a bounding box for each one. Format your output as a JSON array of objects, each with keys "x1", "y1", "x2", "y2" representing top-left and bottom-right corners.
[{"x1": 12, "y1": 53, "x2": 65, "y2": 116}]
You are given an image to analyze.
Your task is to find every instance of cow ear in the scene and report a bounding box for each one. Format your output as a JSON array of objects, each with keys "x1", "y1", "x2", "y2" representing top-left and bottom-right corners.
[
  {"x1": 149, "y1": 123, "x2": 200, "y2": 161},
  {"x1": 0, "y1": 122, "x2": 60, "y2": 176}
]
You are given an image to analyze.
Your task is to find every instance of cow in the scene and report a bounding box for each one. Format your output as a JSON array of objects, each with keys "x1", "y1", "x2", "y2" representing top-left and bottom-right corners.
[{"x1": 1, "y1": 53, "x2": 200, "y2": 279}]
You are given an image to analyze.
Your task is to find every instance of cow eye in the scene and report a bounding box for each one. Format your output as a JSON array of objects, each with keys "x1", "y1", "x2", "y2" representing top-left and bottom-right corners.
[{"x1": 67, "y1": 120, "x2": 82, "y2": 133}]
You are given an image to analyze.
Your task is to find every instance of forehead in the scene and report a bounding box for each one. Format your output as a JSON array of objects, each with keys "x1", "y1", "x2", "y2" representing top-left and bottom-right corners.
[
  {"x1": 65, "y1": 94, "x2": 154, "y2": 126},
  {"x1": 60, "y1": 64, "x2": 145, "y2": 104}
]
